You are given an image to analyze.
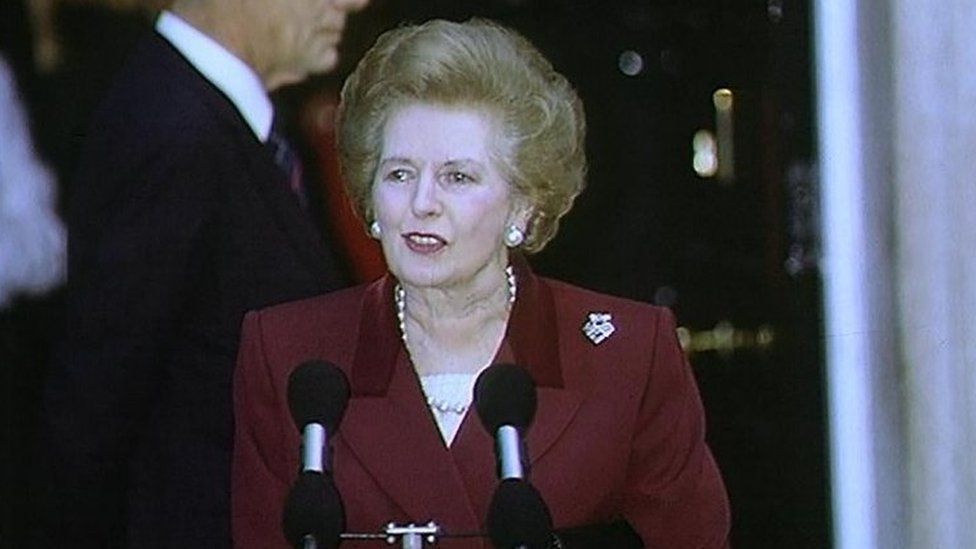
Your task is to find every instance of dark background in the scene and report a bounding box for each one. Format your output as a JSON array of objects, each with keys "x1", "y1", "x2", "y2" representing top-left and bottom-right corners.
[{"x1": 1, "y1": 0, "x2": 829, "y2": 546}]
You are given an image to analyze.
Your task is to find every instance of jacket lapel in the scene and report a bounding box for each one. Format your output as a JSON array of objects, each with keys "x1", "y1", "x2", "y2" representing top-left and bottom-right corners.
[
  {"x1": 338, "y1": 266, "x2": 587, "y2": 533},
  {"x1": 341, "y1": 353, "x2": 484, "y2": 533},
  {"x1": 446, "y1": 408, "x2": 499, "y2": 523},
  {"x1": 340, "y1": 278, "x2": 482, "y2": 532},
  {"x1": 171, "y1": 30, "x2": 332, "y2": 283},
  {"x1": 447, "y1": 260, "x2": 585, "y2": 522},
  {"x1": 506, "y1": 257, "x2": 584, "y2": 465},
  {"x1": 245, "y1": 145, "x2": 333, "y2": 281},
  {"x1": 445, "y1": 366, "x2": 584, "y2": 523}
]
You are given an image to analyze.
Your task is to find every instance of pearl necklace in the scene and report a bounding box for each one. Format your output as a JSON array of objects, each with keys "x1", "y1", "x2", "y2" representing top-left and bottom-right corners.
[
  {"x1": 393, "y1": 265, "x2": 517, "y2": 347},
  {"x1": 395, "y1": 266, "x2": 516, "y2": 416},
  {"x1": 426, "y1": 397, "x2": 470, "y2": 415}
]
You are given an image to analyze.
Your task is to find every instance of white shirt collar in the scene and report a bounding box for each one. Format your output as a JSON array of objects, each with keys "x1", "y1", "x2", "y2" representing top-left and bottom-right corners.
[{"x1": 155, "y1": 11, "x2": 273, "y2": 142}]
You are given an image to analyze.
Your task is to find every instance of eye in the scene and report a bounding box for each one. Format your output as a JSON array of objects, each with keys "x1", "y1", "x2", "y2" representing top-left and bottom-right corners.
[
  {"x1": 384, "y1": 168, "x2": 412, "y2": 183},
  {"x1": 444, "y1": 171, "x2": 476, "y2": 185}
]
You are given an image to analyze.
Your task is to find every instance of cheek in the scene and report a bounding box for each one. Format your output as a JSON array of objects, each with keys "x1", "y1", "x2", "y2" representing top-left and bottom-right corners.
[
  {"x1": 371, "y1": 185, "x2": 399, "y2": 224},
  {"x1": 463, "y1": 205, "x2": 509, "y2": 248},
  {"x1": 265, "y1": 24, "x2": 297, "y2": 63},
  {"x1": 277, "y1": 13, "x2": 316, "y2": 60}
]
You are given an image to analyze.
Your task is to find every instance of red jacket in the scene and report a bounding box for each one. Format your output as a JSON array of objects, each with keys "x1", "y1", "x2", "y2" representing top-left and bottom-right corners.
[{"x1": 232, "y1": 262, "x2": 730, "y2": 548}]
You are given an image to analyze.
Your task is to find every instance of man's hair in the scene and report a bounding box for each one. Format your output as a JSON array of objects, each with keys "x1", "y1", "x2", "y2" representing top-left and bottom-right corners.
[{"x1": 337, "y1": 18, "x2": 586, "y2": 253}]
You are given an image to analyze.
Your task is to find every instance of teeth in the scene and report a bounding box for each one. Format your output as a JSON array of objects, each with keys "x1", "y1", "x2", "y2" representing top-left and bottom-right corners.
[{"x1": 409, "y1": 234, "x2": 440, "y2": 245}]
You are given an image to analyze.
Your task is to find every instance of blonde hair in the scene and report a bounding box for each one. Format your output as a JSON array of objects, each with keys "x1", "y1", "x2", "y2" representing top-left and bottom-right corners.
[{"x1": 337, "y1": 18, "x2": 586, "y2": 253}]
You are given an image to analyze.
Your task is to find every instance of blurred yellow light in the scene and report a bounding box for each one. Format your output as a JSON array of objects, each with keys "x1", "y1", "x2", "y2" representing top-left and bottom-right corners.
[{"x1": 713, "y1": 88, "x2": 734, "y2": 111}]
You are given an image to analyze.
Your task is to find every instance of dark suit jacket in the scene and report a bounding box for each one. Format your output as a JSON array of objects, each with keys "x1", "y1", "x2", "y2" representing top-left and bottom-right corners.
[
  {"x1": 37, "y1": 32, "x2": 344, "y2": 548},
  {"x1": 232, "y1": 262, "x2": 730, "y2": 548}
]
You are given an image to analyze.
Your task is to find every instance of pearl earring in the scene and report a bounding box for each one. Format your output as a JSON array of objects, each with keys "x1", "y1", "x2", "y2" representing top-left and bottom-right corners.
[
  {"x1": 504, "y1": 225, "x2": 525, "y2": 248},
  {"x1": 369, "y1": 220, "x2": 382, "y2": 239}
]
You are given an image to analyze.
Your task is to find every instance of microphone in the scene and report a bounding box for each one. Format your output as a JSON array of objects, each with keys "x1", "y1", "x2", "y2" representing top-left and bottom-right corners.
[
  {"x1": 474, "y1": 363, "x2": 536, "y2": 480},
  {"x1": 282, "y1": 360, "x2": 350, "y2": 549},
  {"x1": 486, "y1": 478, "x2": 553, "y2": 549},
  {"x1": 287, "y1": 360, "x2": 350, "y2": 473},
  {"x1": 474, "y1": 363, "x2": 553, "y2": 548},
  {"x1": 282, "y1": 471, "x2": 343, "y2": 549}
]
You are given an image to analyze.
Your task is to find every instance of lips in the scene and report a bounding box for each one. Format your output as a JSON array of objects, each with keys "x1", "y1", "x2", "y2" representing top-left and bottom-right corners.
[{"x1": 403, "y1": 232, "x2": 447, "y2": 254}]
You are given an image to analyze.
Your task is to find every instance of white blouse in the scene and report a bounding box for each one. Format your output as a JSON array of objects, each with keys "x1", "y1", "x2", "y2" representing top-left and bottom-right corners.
[{"x1": 418, "y1": 373, "x2": 479, "y2": 446}]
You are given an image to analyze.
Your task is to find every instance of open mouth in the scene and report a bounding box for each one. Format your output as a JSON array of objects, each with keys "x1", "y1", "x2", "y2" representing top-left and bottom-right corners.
[{"x1": 403, "y1": 232, "x2": 447, "y2": 254}]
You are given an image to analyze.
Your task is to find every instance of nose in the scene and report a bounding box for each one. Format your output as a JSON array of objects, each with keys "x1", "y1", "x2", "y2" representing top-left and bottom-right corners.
[
  {"x1": 410, "y1": 174, "x2": 442, "y2": 218},
  {"x1": 334, "y1": 0, "x2": 370, "y2": 12}
]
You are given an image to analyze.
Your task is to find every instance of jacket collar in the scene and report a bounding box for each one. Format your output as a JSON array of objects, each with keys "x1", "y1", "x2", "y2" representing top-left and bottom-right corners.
[
  {"x1": 341, "y1": 257, "x2": 581, "y2": 532},
  {"x1": 350, "y1": 255, "x2": 563, "y2": 396}
]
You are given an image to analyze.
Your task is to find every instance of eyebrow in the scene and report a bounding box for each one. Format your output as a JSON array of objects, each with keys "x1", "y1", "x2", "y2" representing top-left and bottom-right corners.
[
  {"x1": 377, "y1": 157, "x2": 416, "y2": 167},
  {"x1": 377, "y1": 157, "x2": 486, "y2": 170},
  {"x1": 441, "y1": 159, "x2": 484, "y2": 170}
]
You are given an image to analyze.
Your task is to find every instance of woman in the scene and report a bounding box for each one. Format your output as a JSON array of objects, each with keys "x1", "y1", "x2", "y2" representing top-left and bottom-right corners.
[{"x1": 232, "y1": 19, "x2": 730, "y2": 548}]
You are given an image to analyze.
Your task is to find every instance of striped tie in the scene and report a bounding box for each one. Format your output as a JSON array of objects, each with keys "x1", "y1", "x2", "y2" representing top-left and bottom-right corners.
[{"x1": 267, "y1": 122, "x2": 307, "y2": 210}]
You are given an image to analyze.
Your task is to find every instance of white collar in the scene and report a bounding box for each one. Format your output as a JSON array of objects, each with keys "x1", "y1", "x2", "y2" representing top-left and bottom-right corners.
[{"x1": 155, "y1": 11, "x2": 273, "y2": 142}]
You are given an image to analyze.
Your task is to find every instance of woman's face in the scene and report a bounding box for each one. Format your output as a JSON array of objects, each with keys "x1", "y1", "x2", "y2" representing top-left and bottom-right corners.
[{"x1": 371, "y1": 103, "x2": 527, "y2": 292}]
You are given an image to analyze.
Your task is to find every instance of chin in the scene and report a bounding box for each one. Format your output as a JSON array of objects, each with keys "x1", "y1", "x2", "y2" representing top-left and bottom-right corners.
[
  {"x1": 268, "y1": 72, "x2": 305, "y2": 91},
  {"x1": 307, "y1": 47, "x2": 339, "y2": 75},
  {"x1": 396, "y1": 272, "x2": 446, "y2": 290},
  {"x1": 391, "y1": 265, "x2": 451, "y2": 290}
]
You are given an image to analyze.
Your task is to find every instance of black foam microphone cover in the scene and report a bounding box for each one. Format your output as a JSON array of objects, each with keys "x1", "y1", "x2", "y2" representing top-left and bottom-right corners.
[
  {"x1": 487, "y1": 478, "x2": 553, "y2": 548},
  {"x1": 474, "y1": 363, "x2": 537, "y2": 434},
  {"x1": 554, "y1": 521, "x2": 644, "y2": 548},
  {"x1": 287, "y1": 360, "x2": 350, "y2": 433},
  {"x1": 282, "y1": 470, "x2": 345, "y2": 549}
]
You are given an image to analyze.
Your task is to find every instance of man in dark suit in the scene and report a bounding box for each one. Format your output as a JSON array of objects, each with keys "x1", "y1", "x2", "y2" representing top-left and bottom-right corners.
[{"x1": 36, "y1": 0, "x2": 369, "y2": 546}]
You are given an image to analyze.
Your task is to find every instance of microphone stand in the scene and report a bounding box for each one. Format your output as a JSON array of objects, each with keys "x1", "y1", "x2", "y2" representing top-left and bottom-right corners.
[
  {"x1": 340, "y1": 522, "x2": 441, "y2": 549},
  {"x1": 384, "y1": 522, "x2": 440, "y2": 549}
]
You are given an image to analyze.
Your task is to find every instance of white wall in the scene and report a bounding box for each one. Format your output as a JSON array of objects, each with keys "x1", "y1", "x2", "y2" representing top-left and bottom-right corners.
[{"x1": 815, "y1": 1, "x2": 976, "y2": 548}]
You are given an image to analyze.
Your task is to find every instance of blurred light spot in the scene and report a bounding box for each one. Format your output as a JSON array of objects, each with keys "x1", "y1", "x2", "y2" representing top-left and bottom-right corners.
[
  {"x1": 676, "y1": 326, "x2": 691, "y2": 350},
  {"x1": 618, "y1": 50, "x2": 644, "y2": 77},
  {"x1": 768, "y1": 0, "x2": 784, "y2": 23},
  {"x1": 692, "y1": 129, "x2": 718, "y2": 177},
  {"x1": 713, "y1": 88, "x2": 734, "y2": 112},
  {"x1": 757, "y1": 324, "x2": 776, "y2": 348},
  {"x1": 713, "y1": 89, "x2": 735, "y2": 182},
  {"x1": 713, "y1": 320, "x2": 735, "y2": 357}
]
